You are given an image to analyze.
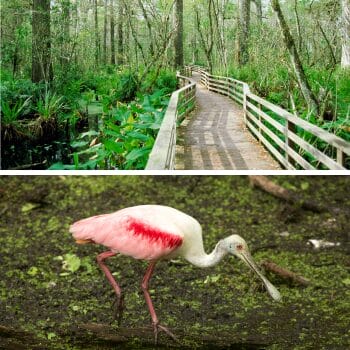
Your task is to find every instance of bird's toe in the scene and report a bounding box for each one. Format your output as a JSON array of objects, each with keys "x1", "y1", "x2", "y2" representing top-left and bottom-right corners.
[{"x1": 152, "y1": 322, "x2": 179, "y2": 344}]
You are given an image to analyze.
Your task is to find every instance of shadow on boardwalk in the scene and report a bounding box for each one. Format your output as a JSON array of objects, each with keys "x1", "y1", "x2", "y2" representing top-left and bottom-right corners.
[{"x1": 176, "y1": 73, "x2": 281, "y2": 170}]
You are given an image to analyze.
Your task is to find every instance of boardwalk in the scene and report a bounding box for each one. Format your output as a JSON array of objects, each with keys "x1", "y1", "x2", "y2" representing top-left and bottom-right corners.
[{"x1": 176, "y1": 73, "x2": 281, "y2": 170}]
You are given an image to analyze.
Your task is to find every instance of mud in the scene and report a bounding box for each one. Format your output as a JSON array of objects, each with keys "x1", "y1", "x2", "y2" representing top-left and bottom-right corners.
[{"x1": 0, "y1": 176, "x2": 349, "y2": 349}]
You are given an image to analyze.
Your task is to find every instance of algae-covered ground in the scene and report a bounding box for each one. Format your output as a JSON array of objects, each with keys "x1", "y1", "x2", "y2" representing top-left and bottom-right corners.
[{"x1": 0, "y1": 176, "x2": 349, "y2": 350}]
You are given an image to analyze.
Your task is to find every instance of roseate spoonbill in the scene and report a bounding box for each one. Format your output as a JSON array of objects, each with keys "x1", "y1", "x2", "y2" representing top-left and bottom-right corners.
[{"x1": 70, "y1": 205, "x2": 281, "y2": 342}]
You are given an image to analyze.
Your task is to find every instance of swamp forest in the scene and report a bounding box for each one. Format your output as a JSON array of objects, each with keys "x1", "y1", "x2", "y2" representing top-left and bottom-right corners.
[{"x1": 1, "y1": 0, "x2": 350, "y2": 169}]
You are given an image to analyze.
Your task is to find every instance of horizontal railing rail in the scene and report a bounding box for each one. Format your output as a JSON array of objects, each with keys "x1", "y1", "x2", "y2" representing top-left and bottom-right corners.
[
  {"x1": 146, "y1": 74, "x2": 196, "y2": 170},
  {"x1": 187, "y1": 65, "x2": 350, "y2": 170}
]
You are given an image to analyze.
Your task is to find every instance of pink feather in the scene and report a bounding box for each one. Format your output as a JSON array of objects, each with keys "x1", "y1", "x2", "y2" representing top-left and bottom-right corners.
[{"x1": 70, "y1": 207, "x2": 183, "y2": 261}]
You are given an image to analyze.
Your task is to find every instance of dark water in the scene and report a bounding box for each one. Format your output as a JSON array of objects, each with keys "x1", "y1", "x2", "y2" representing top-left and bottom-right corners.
[
  {"x1": 1, "y1": 139, "x2": 72, "y2": 170},
  {"x1": 1, "y1": 114, "x2": 100, "y2": 170}
]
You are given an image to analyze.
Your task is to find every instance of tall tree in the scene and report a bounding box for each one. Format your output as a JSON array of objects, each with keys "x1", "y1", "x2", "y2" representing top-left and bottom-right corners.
[
  {"x1": 32, "y1": 0, "x2": 52, "y2": 82},
  {"x1": 341, "y1": 0, "x2": 350, "y2": 68},
  {"x1": 212, "y1": 0, "x2": 228, "y2": 72},
  {"x1": 110, "y1": 0, "x2": 116, "y2": 65},
  {"x1": 103, "y1": 0, "x2": 108, "y2": 65},
  {"x1": 195, "y1": 0, "x2": 215, "y2": 72},
  {"x1": 238, "y1": 0, "x2": 251, "y2": 66},
  {"x1": 254, "y1": 0, "x2": 262, "y2": 23},
  {"x1": 174, "y1": 0, "x2": 184, "y2": 69},
  {"x1": 271, "y1": 0, "x2": 319, "y2": 116},
  {"x1": 117, "y1": 1, "x2": 124, "y2": 65},
  {"x1": 94, "y1": 0, "x2": 99, "y2": 66},
  {"x1": 60, "y1": 0, "x2": 70, "y2": 67},
  {"x1": 138, "y1": 0, "x2": 154, "y2": 56}
]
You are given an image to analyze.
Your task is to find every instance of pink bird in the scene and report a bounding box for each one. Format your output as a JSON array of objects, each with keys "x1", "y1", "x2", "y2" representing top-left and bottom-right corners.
[{"x1": 70, "y1": 205, "x2": 281, "y2": 342}]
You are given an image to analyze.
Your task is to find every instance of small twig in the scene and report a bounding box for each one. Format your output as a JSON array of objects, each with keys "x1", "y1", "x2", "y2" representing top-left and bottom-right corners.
[
  {"x1": 9, "y1": 160, "x2": 47, "y2": 170},
  {"x1": 261, "y1": 260, "x2": 310, "y2": 286}
]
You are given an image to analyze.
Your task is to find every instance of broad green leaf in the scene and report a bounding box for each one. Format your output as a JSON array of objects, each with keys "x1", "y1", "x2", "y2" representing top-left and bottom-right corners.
[
  {"x1": 126, "y1": 131, "x2": 150, "y2": 142},
  {"x1": 125, "y1": 147, "x2": 151, "y2": 161},
  {"x1": 103, "y1": 139, "x2": 123, "y2": 153},
  {"x1": 71, "y1": 141, "x2": 89, "y2": 148},
  {"x1": 79, "y1": 130, "x2": 99, "y2": 138}
]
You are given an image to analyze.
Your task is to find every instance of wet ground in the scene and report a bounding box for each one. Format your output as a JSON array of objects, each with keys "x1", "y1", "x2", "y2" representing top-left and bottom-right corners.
[{"x1": 0, "y1": 176, "x2": 349, "y2": 349}]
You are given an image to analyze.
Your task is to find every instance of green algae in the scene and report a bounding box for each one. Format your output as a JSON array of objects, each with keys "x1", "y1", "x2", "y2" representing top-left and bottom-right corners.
[{"x1": 0, "y1": 176, "x2": 349, "y2": 349}]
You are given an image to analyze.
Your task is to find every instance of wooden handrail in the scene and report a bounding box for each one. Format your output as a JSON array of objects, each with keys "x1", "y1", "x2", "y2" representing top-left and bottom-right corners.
[
  {"x1": 146, "y1": 74, "x2": 196, "y2": 170},
  {"x1": 187, "y1": 65, "x2": 350, "y2": 170}
]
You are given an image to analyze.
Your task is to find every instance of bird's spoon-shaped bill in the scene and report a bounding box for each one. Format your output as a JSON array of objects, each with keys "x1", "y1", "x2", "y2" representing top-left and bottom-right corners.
[{"x1": 238, "y1": 251, "x2": 282, "y2": 302}]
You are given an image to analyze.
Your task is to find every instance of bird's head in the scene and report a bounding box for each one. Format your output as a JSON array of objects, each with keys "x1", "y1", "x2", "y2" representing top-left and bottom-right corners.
[{"x1": 222, "y1": 235, "x2": 282, "y2": 302}]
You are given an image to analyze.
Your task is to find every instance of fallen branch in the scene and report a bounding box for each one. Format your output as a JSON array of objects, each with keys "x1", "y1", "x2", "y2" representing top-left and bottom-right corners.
[
  {"x1": 249, "y1": 176, "x2": 325, "y2": 213},
  {"x1": 261, "y1": 260, "x2": 310, "y2": 286},
  {"x1": 9, "y1": 160, "x2": 47, "y2": 170}
]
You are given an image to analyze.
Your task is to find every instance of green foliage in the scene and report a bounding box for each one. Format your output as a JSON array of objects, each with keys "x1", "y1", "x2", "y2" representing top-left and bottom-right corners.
[
  {"x1": 35, "y1": 90, "x2": 65, "y2": 120},
  {"x1": 142, "y1": 69, "x2": 177, "y2": 94},
  {"x1": 1, "y1": 97, "x2": 31, "y2": 126},
  {"x1": 227, "y1": 63, "x2": 349, "y2": 139},
  {"x1": 50, "y1": 90, "x2": 169, "y2": 170},
  {"x1": 116, "y1": 70, "x2": 139, "y2": 102},
  {"x1": 0, "y1": 76, "x2": 43, "y2": 112}
]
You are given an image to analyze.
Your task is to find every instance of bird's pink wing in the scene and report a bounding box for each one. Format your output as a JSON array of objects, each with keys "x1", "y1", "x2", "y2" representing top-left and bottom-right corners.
[{"x1": 70, "y1": 212, "x2": 183, "y2": 260}]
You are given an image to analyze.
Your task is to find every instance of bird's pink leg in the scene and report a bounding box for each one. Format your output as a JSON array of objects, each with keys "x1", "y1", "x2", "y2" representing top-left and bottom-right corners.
[
  {"x1": 97, "y1": 251, "x2": 124, "y2": 325},
  {"x1": 141, "y1": 262, "x2": 178, "y2": 344}
]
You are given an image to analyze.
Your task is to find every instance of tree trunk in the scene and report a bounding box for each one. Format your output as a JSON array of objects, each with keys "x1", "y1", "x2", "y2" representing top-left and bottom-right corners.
[
  {"x1": 117, "y1": 1, "x2": 124, "y2": 65},
  {"x1": 103, "y1": 0, "x2": 108, "y2": 65},
  {"x1": 271, "y1": 0, "x2": 319, "y2": 116},
  {"x1": 174, "y1": 0, "x2": 184, "y2": 69},
  {"x1": 253, "y1": 0, "x2": 262, "y2": 23},
  {"x1": 341, "y1": 0, "x2": 350, "y2": 68},
  {"x1": 32, "y1": 0, "x2": 52, "y2": 83},
  {"x1": 94, "y1": 0, "x2": 99, "y2": 66},
  {"x1": 110, "y1": 0, "x2": 116, "y2": 65},
  {"x1": 60, "y1": 0, "x2": 70, "y2": 67},
  {"x1": 194, "y1": 1, "x2": 214, "y2": 73},
  {"x1": 138, "y1": 0, "x2": 154, "y2": 57},
  {"x1": 238, "y1": 0, "x2": 251, "y2": 66}
]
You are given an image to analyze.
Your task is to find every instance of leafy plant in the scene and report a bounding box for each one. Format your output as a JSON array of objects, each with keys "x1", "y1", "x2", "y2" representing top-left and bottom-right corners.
[
  {"x1": 32, "y1": 90, "x2": 66, "y2": 140},
  {"x1": 142, "y1": 69, "x2": 177, "y2": 94},
  {"x1": 49, "y1": 90, "x2": 170, "y2": 170},
  {"x1": 81, "y1": 89, "x2": 96, "y2": 115},
  {"x1": 116, "y1": 70, "x2": 139, "y2": 102},
  {"x1": 35, "y1": 90, "x2": 65, "y2": 120},
  {"x1": 1, "y1": 97, "x2": 32, "y2": 143},
  {"x1": 1, "y1": 97, "x2": 31, "y2": 126}
]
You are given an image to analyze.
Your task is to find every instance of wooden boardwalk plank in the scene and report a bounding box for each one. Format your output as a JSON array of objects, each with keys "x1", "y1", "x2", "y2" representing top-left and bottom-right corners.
[{"x1": 176, "y1": 73, "x2": 282, "y2": 170}]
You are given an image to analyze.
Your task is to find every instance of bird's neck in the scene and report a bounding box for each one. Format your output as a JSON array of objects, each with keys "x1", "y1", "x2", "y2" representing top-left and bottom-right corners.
[{"x1": 186, "y1": 241, "x2": 227, "y2": 268}]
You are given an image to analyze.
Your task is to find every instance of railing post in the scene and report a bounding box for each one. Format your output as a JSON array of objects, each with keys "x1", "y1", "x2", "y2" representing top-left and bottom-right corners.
[
  {"x1": 243, "y1": 84, "x2": 249, "y2": 126},
  {"x1": 258, "y1": 103, "x2": 262, "y2": 144},
  {"x1": 337, "y1": 149, "x2": 345, "y2": 167},
  {"x1": 285, "y1": 118, "x2": 296, "y2": 169}
]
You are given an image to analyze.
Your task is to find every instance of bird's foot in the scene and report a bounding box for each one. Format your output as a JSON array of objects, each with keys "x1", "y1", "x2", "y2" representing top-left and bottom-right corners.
[
  {"x1": 111, "y1": 294, "x2": 125, "y2": 326},
  {"x1": 152, "y1": 322, "x2": 179, "y2": 344}
]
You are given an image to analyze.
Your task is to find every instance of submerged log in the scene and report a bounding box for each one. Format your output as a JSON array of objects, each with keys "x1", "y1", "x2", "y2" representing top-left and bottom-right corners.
[{"x1": 249, "y1": 176, "x2": 325, "y2": 213}]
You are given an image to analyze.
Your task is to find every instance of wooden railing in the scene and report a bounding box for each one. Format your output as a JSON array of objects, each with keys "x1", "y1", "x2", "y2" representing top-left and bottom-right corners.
[
  {"x1": 188, "y1": 65, "x2": 350, "y2": 170},
  {"x1": 146, "y1": 74, "x2": 196, "y2": 170}
]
